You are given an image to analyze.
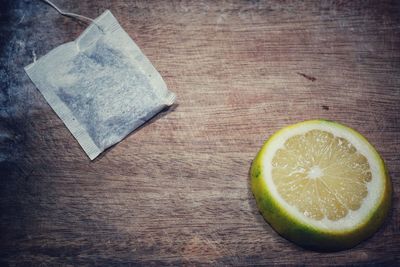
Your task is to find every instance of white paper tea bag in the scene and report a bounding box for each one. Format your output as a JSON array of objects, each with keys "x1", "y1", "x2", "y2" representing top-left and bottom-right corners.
[{"x1": 25, "y1": 10, "x2": 175, "y2": 160}]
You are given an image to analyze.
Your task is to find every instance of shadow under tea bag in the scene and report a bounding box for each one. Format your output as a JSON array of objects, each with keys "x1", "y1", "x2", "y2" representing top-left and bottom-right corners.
[{"x1": 25, "y1": 10, "x2": 175, "y2": 160}]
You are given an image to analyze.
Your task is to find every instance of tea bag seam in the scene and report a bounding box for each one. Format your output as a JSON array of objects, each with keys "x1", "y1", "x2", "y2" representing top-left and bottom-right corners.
[
  {"x1": 76, "y1": 21, "x2": 120, "y2": 51},
  {"x1": 75, "y1": 10, "x2": 112, "y2": 51},
  {"x1": 25, "y1": 63, "x2": 102, "y2": 159}
]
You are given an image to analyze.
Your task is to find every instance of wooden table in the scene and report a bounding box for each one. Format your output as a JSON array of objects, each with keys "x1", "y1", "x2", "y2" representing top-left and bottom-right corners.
[{"x1": 1, "y1": 0, "x2": 399, "y2": 265}]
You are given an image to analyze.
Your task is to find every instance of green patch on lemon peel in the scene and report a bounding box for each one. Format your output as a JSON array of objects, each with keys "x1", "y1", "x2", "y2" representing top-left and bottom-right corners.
[{"x1": 251, "y1": 120, "x2": 391, "y2": 251}]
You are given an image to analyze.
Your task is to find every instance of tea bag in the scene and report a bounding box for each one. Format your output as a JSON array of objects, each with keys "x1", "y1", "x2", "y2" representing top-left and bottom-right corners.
[{"x1": 25, "y1": 9, "x2": 175, "y2": 160}]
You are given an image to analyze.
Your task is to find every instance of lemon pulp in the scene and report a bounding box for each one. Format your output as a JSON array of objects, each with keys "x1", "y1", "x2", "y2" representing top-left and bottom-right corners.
[{"x1": 272, "y1": 129, "x2": 371, "y2": 221}]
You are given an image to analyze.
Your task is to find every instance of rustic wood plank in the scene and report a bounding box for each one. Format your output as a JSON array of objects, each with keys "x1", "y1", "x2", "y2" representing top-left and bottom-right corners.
[{"x1": 1, "y1": 0, "x2": 399, "y2": 265}]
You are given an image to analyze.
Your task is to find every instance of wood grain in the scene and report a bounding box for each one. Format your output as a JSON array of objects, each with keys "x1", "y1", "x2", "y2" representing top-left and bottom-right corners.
[{"x1": 1, "y1": 0, "x2": 399, "y2": 265}]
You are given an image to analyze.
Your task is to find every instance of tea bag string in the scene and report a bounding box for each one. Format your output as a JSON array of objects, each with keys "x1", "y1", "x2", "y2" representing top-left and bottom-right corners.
[{"x1": 41, "y1": 0, "x2": 104, "y2": 32}]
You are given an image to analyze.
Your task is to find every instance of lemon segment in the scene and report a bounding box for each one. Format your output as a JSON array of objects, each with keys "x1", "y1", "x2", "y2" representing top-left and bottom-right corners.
[{"x1": 251, "y1": 120, "x2": 391, "y2": 251}]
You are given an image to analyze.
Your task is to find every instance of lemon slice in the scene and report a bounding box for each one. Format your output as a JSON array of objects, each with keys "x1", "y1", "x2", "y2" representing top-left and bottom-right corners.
[{"x1": 251, "y1": 120, "x2": 391, "y2": 251}]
